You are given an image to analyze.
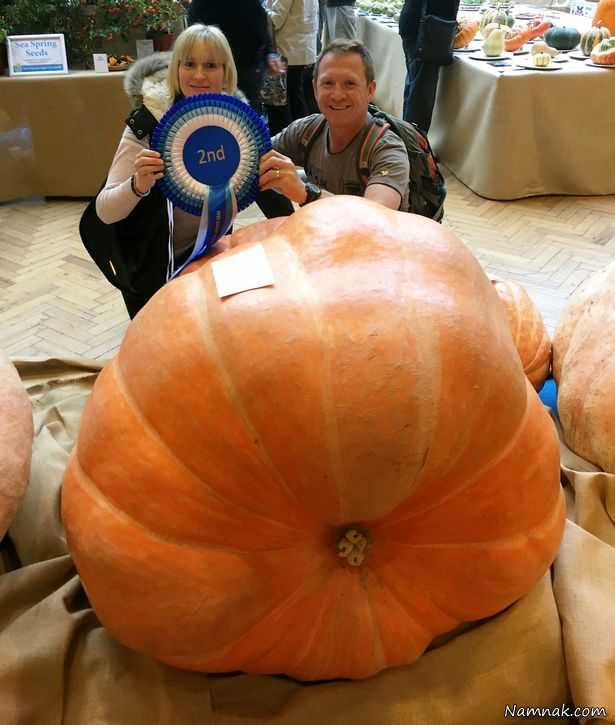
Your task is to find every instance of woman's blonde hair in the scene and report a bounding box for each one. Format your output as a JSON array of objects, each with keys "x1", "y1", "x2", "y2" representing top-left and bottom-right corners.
[{"x1": 167, "y1": 24, "x2": 238, "y2": 99}]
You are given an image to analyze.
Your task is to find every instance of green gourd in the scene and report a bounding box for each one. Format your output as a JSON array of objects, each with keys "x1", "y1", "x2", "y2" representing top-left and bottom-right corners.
[
  {"x1": 544, "y1": 27, "x2": 581, "y2": 51},
  {"x1": 483, "y1": 27, "x2": 506, "y2": 56},
  {"x1": 480, "y1": 8, "x2": 514, "y2": 33},
  {"x1": 580, "y1": 23, "x2": 611, "y2": 55}
]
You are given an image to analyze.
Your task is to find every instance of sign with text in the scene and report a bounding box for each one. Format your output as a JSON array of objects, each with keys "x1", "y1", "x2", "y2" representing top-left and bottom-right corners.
[{"x1": 7, "y1": 34, "x2": 69, "y2": 77}]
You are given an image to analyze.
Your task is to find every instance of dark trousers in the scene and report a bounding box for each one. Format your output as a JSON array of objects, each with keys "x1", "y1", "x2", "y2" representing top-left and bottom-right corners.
[
  {"x1": 401, "y1": 38, "x2": 440, "y2": 134},
  {"x1": 265, "y1": 65, "x2": 317, "y2": 136},
  {"x1": 237, "y1": 63, "x2": 265, "y2": 115}
]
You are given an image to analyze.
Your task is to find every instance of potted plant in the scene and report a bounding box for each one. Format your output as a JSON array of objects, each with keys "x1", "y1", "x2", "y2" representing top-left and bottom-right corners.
[
  {"x1": 1, "y1": 0, "x2": 94, "y2": 68},
  {"x1": 0, "y1": 18, "x2": 7, "y2": 76},
  {"x1": 141, "y1": 0, "x2": 187, "y2": 51}
]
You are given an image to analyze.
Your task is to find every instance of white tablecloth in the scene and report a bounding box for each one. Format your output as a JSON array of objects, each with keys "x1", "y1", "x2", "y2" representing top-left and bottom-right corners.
[{"x1": 358, "y1": 12, "x2": 615, "y2": 200}]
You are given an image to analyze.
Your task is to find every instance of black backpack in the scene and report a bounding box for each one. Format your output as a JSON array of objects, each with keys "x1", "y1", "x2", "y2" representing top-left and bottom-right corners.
[{"x1": 300, "y1": 104, "x2": 446, "y2": 222}]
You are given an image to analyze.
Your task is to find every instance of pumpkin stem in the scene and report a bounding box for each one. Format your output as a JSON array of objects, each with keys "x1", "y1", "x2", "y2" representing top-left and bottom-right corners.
[{"x1": 337, "y1": 527, "x2": 370, "y2": 567}]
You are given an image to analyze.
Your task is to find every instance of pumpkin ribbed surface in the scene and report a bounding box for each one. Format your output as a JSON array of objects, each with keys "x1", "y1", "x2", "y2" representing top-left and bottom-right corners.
[
  {"x1": 593, "y1": 0, "x2": 615, "y2": 35},
  {"x1": 489, "y1": 276, "x2": 552, "y2": 390},
  {"x1": 62, "y1": 197, "x2": 565, "y2": 681},
  {"x1": 581, "y1": 22, "x2": 611, "y2": 55},
  {"x1": 553, "y1": 262, "x2": 615, "y2": 473},
  {"x1": 591, "y1": 37, "x2": 615, "y2": 63},
  {"x1": 0, "y1": 352, "x2": 33, "y2": 539}
]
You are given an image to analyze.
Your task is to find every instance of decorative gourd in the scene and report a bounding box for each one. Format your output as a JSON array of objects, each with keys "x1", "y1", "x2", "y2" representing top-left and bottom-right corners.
[
  {"x1": 533, "y1": 51, "x2": 552, "y2": 66},
  {"x1": 62, "y1": 197, "x2": 565, "y2": 682},
  {"x1": 593, "y1": 0, "x2": 615, "y2": 36},
  {"x1": 480, "y1": 7, "x2": 514, "y2": 33},
  {"x1": 489, "y1": 276, "x2": 552, "y2": 390},
  {"x1": 590, "y1": 36, "x2": 615, "y2": 63},
  {"x1": 0, "y1": 351, "x2": 33, "y2": 540},
  {"x1": 531, "y1": 41, "x2": 559, "y2": 58},
  {"x1": 526, "y1": 18, "x2": 554, "y2": 40},
  {"x1": 553, "y1": 261, "x2": 615, "y2": 473},
  {"x1": 453, "y1": 18, "x2": 479, "y2": 48},
  {"x1": 580, "y1": 22, "x2": 611, "y2": 56},
  {"x1": 481, "y1": 23, "x2": 512, "y2": 40},
  {"x1": 504, "y1": 25, "x2": 534, "y2": 52},
  {"x1": 483, "y1": 27, "x2": 506, "y2": 55},
  {"x1": 544, "y1": 26, "x2": 581, "y2": 51},
  {"x1": 481, "y1": 22, "x2": 512, "y2": 40}
]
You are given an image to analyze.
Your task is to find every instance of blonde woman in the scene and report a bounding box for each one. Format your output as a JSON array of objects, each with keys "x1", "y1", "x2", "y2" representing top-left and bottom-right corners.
[{"x1": 81, "y1": 24, "x2": 291, "y2": 318}]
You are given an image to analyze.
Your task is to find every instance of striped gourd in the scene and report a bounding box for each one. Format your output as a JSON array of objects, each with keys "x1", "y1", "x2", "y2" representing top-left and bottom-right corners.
[{"x1": 580, "y1": 22, "x2": 611, "y2": 55}]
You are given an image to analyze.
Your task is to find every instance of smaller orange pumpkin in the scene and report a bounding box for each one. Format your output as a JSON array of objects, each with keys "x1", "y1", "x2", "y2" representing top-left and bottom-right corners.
[
  {"x1": 593, "y1": 0, "x2": 615, "y2": 35},
  {"x1": 453, "y1": 18, "x2": 479, "y2": 48},
  {"x1": 0, "y1": 352, "x2": 33, "y2": 539},
  {"x1": 489, "y1": 276, "x2": 552, "y2": 390},
  {"x1": 591, "y1": 37, "x2": 615, "y2": 63}
]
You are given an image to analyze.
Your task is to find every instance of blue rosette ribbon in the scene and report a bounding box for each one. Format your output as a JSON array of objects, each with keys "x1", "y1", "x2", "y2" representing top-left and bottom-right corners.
[{"x1": 151, "y1": 93, "x2": 271, "y2": 277}]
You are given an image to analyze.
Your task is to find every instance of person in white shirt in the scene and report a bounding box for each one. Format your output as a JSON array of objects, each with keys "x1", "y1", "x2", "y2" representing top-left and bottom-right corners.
[{"x1": 266, "y1": 0, "x2": 320, "y2": 123}]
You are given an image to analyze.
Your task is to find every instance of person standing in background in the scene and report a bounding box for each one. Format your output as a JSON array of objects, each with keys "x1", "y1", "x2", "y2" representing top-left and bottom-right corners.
[
  {"x1": 399, "y1": 0, "x2": 459, "y2": 133},
  {"x1": 266, "y1": 0, "x2": 319, "y2": 124},
  {"x1": 322, "y1": 0, "x2": 357, "y2": 46},
  {"x1": 187, "y1": 0, "x2": 282, "y2": 114},
  {"x1": 318, "y1": 0, "x2": 326, "y2": 51}
]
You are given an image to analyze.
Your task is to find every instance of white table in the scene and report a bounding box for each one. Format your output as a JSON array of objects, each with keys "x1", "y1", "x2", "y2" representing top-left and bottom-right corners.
[{"x1": 358, "y1": 12, "x2": 615, "y2": 200}]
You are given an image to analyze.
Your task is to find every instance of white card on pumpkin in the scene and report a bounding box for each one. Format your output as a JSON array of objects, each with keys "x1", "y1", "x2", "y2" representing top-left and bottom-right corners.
[{"x1": 211, "y1": 244, "x2": 275, "y2": 299}]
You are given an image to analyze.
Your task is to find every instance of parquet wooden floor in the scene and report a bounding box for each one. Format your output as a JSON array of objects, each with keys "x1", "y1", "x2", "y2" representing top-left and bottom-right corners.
[{"x1": 1, "y1": 170, "x2": 614, "y2": 361}]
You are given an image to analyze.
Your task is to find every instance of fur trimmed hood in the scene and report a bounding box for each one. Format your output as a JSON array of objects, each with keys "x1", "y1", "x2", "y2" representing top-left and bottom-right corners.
[
  {"x1": 124, "y1": 52, "x2": 173, "y2": 121},
  {"x1": 123, "y1": 52, "x2": 249, "y2": 121}
]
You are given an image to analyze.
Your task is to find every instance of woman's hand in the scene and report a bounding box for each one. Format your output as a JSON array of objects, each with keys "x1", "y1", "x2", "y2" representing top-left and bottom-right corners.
[
  {"x1": 259, "y1": 149, "x2": 307, "y2": 205},
  {"x1": 133, "y1": 149, "x2": 164, "y2": 195}
]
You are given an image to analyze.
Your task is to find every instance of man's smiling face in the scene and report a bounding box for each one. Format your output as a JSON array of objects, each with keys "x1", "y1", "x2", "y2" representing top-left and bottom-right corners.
[{"x1": 313, "y1": 51, "x2": 376, "y2": 133}]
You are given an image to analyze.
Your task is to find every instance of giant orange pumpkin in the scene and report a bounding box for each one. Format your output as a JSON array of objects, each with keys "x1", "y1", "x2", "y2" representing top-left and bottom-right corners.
[
  {"x1": 553, "y1": 262, "x2": 615, "y2": 473},
  {"x1": 0, "y1": 352, "x2": 33, "y2": 539},
  {"x1": 489, "y1": 275, "x2": 552, "y2": 390},
  {"x1": 61, "y1": 197, "x2": 565, "y2": 681}
]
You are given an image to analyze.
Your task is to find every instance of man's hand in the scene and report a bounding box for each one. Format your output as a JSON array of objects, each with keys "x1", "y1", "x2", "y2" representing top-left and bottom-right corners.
[{"x1": 259, "y1": 149, "x2": 308, "y2": 205}]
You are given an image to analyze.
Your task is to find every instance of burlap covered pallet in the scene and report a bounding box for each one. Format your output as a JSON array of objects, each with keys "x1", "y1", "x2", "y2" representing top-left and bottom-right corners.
[{"x1": 1, "y1": 359, "x2": 613, "y2": 724}]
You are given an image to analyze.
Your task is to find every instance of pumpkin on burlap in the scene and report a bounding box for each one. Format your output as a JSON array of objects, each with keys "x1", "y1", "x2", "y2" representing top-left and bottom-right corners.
[
  {"x1": 61, "y1": 197, "x2": 565, "y2": 681},
  {"x1": 489, "y1": 276, "x2": 552, "y2": 390},
  {"x1": 0, "y1": 352, "x2": 33, "y2": 539},
  {"x1": 553, "y1": 262, "x2": 615, "y2": 474}
]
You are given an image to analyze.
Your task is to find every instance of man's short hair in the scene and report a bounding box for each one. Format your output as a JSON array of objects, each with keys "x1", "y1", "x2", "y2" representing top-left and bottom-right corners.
[{"x1": 313, "y1": 39, "x2": 375, "y2": 85}]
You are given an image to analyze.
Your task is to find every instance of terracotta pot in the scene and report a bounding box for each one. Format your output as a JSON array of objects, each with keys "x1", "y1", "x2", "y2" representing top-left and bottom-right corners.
[{"x1": 149, "y1": 32, "x2": 174, "y2": 52}]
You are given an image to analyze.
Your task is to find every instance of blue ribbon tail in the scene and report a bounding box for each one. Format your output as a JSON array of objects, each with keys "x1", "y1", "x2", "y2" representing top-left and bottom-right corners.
[{"x1": 171, "y1": 183, "x2": 238, "y2": 278}]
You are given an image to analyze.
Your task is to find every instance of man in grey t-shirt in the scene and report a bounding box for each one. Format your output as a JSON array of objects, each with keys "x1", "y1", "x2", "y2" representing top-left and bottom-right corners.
[{"x1": 259, "y1": 39, "x2": 410, "y2": 213}]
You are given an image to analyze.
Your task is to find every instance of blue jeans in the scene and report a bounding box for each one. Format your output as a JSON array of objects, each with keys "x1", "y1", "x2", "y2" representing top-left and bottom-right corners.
[{"x1": 402, "y1": 38, "x2": 441, "y2": 134}]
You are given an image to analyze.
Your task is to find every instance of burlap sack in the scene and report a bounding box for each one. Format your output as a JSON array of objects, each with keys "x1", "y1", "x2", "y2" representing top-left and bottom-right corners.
[{"x1": 1, "y1": 359, "x2": 613, "y2": 724}]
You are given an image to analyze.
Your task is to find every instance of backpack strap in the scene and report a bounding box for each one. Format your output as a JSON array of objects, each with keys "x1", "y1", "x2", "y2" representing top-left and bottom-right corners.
[
  {"x1": 357, "y1": 118, "x2": 390, "y2": 188},
  {"x1": 299, "y1": 114, "x2": 328, "y2": 168}
]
